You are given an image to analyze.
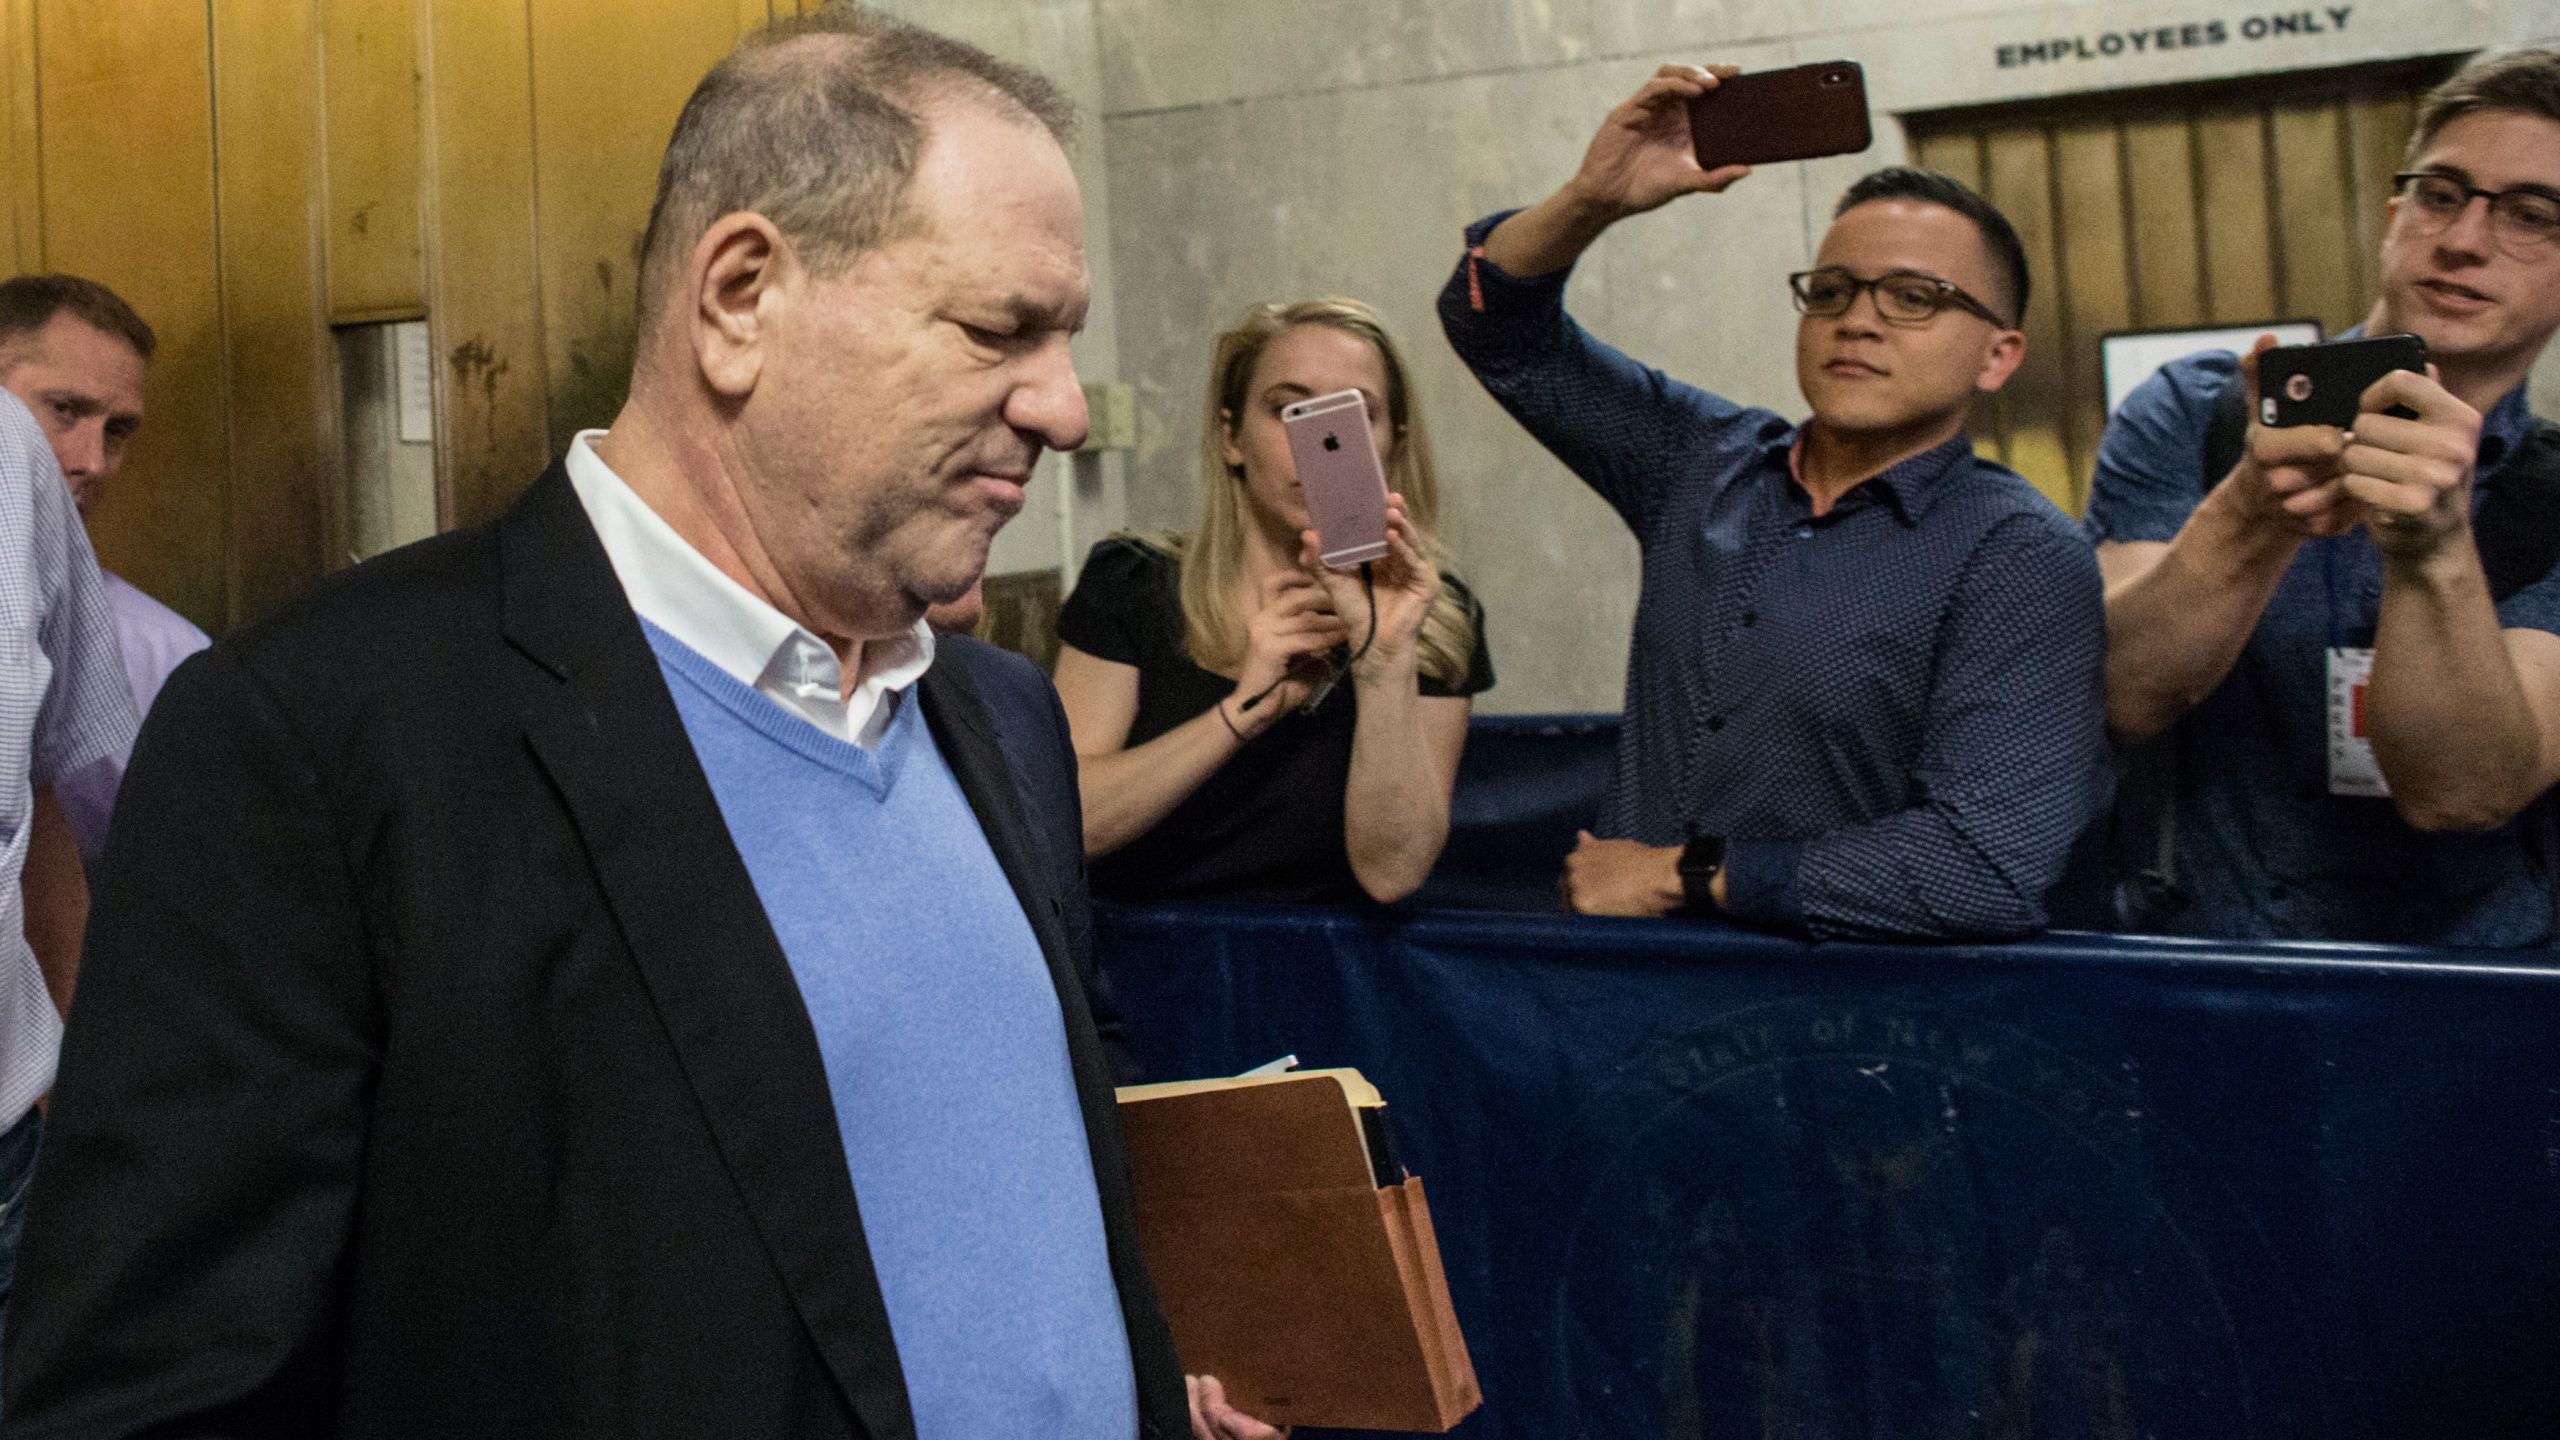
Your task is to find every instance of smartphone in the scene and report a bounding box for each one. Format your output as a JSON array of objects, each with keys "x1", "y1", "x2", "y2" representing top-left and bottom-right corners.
[
  {"x1": 2256, "y1": 333, "x2": 2428, "y2": 428},
  {"x1": 1280, "y1": 389, "x2": 1392, "y2": 570},
  {"x1": 1687, "y1": 61, "x2": 1873, "y2": 170}
]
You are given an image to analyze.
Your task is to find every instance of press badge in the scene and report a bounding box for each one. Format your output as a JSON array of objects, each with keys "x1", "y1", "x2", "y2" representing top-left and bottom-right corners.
[{"x1": 2326, "y1": 647, "x2": 2389, "y2": 798}]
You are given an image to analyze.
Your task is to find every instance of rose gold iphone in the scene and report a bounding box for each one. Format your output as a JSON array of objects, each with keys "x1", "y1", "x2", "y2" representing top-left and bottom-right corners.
[{"x1": 1280, "y1": 389, "x2": 1391, "y2": 570}]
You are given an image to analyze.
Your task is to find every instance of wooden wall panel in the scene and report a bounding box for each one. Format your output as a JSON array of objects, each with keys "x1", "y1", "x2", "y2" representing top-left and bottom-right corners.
[
  {"x1": 1912, "y1": 128, "x2": 1982, "y2": 188},
  {"x1": 35, "y1": 0, "x2": 226, "y2": 628},
  {"x1": 2344, "y1": 93, "x2": 2415, "y2": 305},
  {"x1": 322, "y1": 0, "x2": 423, "y2": 323},
  {"x1": 2270, "y1": 103, "x2": 2359, "y2": 333},
  {"x1": 1911, "y1": 130, "x2": 2006, "y2": 467},
  {"x1": 2122, "y1": 116, "x2": 2203, "y2": 329},
  {"x1": 526, "y1": 2, "x2": 756, "y2": 453},
  {"x1": 2052, "y1": 121, "x2": 2131, "y2": 510},
  {"x1": 1, "y1": 0, "x2": 35, "y2": 275},
  {"x1": 420, "y1": 0, "x2": 548, "y2": 529},
  {"x1": 211, "y1": 0, "x2": 331, "y2": 626},
  {"x1": 1982, "y1": 125, "x2": 2071, "y2": 510},
  {"x1": 1909, "y1": 67, "x2": 2431, "y2": 513},
  {"x1": 0, "y1": 0, "x2": 825, "y2": 629},
  {"x1": 2194, "y1": 111, "x2": 2278, "y2": 323}
]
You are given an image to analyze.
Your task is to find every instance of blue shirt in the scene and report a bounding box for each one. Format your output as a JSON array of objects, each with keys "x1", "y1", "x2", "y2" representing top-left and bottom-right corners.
[
  {"x1": 1440, "y1": 214, "x2": 2109, "y2": 941},
  {"x1": 2086, "y1": 349, "x2": 2557, "y2": 946},
  {"x1": 0, "y1": 394, "x2": 136, "y2": 1128},
  {"x1": 646, "y1": 623, "x2": 1140, "y2": 1440}
]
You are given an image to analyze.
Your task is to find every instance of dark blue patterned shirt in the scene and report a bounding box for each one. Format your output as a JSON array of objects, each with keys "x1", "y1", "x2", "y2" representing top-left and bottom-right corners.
[{"x1": 1439, "y1": 213, "x2": 2108, "y2": 941}]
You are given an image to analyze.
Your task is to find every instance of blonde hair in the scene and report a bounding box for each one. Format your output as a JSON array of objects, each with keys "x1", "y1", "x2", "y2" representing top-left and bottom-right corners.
[{"x1": 1148, "y1": 298, "x2": 1477, "y2": 687}]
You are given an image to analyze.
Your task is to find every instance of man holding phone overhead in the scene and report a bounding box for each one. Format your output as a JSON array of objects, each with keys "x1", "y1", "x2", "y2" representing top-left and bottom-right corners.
[
  {"x1": 2088, "y1": 46, "x2": 2560, "y2": 945},
  {"x1": 1439, "y1": 63, "x2": 2106, "y2": 940}
]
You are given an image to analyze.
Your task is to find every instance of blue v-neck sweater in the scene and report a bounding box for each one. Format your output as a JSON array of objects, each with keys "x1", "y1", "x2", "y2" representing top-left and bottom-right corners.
[{"x1": 644, "y1": 623, "x2": 1137, "y2": 1439}]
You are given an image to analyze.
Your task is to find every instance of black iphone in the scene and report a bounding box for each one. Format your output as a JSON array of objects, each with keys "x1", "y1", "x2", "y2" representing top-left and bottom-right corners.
[{"x1": 2255, "y1": 334, "x2": 2428, "y2": 428}]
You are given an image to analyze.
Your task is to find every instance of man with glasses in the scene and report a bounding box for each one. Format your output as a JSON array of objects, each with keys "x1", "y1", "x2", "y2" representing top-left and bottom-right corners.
[
  {"x1": 1438, "y1": 64, "x2": 2106, "y2": 939},
  {"x1": 2089, "y1": 47, "x2": 2560, "y2": 945}
]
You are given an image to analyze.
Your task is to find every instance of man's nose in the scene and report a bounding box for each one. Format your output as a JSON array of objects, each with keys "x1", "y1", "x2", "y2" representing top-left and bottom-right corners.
[
  {"x1": 1833, "y1": 291, "x2": 1890, "y2": 335},
  {"x1": 57, "y1": 419, "x2": 105, "y2": 477},
  {"x1": 1011, "y1": 340, "x2": 1090, "y2": 453},
  {"x1": 2434, "y1": 192, "x2": 2498, "y2": 259}
]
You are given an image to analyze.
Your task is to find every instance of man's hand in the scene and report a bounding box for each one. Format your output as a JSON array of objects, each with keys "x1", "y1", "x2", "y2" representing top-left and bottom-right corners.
[
  {"x1": 1188, "y1": 1374, "x2": 1289, "y2": 1440},
  {"x1": 1481, "y1": 65, "x2": 1751, "y2": 279},
  {"x1": 1560, "y1": 830, "x2": 1688, "y2": 917},
  {"x1": 1564, "y1": 65, "x2": 1753, "y2": 222},
  {"x1": 2223, "y1": 337, "x2": 2363, "y2": 539},
  {"x1": 2340, "y1": 366, "x2": 2484, "y2": 563}
]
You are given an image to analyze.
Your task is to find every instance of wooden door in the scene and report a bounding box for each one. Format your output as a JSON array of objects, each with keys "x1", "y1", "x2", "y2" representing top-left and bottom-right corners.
[{"x1": 1907, "y1": 59, "x2": 2455, "y2": 514}]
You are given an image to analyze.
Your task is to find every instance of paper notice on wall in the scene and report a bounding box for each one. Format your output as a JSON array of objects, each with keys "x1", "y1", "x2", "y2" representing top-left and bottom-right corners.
[{"x1": 395, "y1": 321, "x2": 434, "y2": 444}]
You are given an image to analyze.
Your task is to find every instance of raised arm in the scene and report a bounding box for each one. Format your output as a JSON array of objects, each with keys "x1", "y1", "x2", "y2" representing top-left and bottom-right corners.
[
  {"x1": 1437, "y1": 67, "x2": 1778, "y2": 536},
  {"x1": 2095, "y1": 341, "x2": 2364, "y2": 741},
  {"x1": 1477, "y1": 64, "x2": 1750, "y2": 279},
  {"x1": 2349, "y1": 368, "x2": 2555, "y2": 831},
  {"x1": 1314, "y1": 503, "x2": 1474, "y2": 902}
]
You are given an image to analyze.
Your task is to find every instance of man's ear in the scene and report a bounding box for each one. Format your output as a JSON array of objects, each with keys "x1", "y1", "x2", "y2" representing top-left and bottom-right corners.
[
  {"x1": 689, "y1": 212, "x2": 789, "y2": 401},
  {"x1": 1974, "y1": 327, "x2": 2027, "y2": 396}
]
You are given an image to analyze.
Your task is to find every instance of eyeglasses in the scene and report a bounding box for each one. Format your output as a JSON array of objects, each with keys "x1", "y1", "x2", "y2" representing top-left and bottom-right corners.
[
  {"x1": 2392, "y1": 171, "x2": 2560, "y2": 256},
  {"x1": 1788, "y1": 267, "x2": 2012, "y2": 328}
]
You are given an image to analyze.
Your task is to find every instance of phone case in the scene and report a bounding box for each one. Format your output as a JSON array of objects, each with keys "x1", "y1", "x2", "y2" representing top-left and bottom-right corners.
[
  {"x1": 2256, "y1": 334, "x2": 2428, "y2": 429},
  {"x1": 1282, "y1": 390, "x2": 1392, "y2": 570},
  {"x1": 1687, "y1": 61, "x2": 1873, "y2": 169}
]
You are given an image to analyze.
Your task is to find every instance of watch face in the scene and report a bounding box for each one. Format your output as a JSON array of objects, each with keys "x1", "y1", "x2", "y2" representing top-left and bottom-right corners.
[
  {"x1": 1681, "y1": 836, "x2": 1727, "y2": 876},
  {"x1": 1679, "y1": 836, "x2": 1727, "y2": 912}
]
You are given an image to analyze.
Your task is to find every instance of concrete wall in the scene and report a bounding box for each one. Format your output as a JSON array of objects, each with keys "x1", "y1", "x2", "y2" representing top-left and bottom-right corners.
[{"x1": 1094, "y1": 0, "x2": 2560, "y2": 712}]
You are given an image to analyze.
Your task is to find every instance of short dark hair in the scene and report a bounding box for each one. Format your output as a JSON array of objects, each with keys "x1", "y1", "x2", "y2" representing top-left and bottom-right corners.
[
  {"x1": 1833, "y1": 167, "x2": 2030, "y2": 327},
  {"x1": 0, "y1": 274, "x2": 155, "y2": 364},
  {"x1": 635, "y1": 2, "x2": 1075, "y2": 330},
  {"x1": 2407, "y1": 46, "x2": 2560, "y2": 164}
]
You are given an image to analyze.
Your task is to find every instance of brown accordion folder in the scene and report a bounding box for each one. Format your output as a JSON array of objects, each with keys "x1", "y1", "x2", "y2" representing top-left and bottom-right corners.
[{"x1": 1114, "y1": 1068, "x2": 1481, "y2": 1433}]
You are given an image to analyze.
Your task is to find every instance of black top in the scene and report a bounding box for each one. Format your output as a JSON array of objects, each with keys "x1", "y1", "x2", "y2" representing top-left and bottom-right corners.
[{"x1": 1059, "y1": 537, "x2": 1494, "y2": 905}]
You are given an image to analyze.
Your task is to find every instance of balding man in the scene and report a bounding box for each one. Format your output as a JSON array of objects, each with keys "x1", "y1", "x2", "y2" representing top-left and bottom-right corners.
[{"x1": 2, "y1": 9, "x2": 1266, "y2": 1439}]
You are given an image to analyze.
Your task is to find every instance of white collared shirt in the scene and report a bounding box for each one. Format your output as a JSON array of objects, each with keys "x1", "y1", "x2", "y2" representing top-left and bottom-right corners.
[{"x1": 564, "y1": 431, "x2": 933, "y2": 749}]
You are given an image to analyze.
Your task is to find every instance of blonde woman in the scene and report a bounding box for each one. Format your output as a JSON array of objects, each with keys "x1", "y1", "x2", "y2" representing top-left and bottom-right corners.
[{"x1": 1053, "y1": 299, "x2": 1494, "y2": 904}]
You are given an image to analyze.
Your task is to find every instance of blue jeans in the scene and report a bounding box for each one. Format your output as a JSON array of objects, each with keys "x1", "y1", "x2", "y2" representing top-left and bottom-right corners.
[{"x1": 0, "y1": 1105, "x2": 45, "y2": 1417}]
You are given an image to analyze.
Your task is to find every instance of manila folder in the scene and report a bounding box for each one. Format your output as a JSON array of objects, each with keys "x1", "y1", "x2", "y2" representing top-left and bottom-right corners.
[{"x1": 1115, "y1": 1069, "x2": 1481, "y2": 1433}]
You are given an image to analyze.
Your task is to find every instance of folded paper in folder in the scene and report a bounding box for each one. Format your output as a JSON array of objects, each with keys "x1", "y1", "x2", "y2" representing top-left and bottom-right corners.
[{"x1": 1115, "y1": 1068, "x2": 1482, "y2": 1433}]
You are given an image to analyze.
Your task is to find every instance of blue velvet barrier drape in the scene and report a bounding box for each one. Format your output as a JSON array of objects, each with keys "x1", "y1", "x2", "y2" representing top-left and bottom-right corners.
[
  {"x1": 1097, "y1": 716, "x2": 2560, "y2": 1439},
  {"x1": 1101, "y1": 905, "x2": 2560, "y2": 1440}
]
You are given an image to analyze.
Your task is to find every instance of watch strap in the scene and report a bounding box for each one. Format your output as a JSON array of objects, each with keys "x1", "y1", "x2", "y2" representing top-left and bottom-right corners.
[{"x1": 1678, "y1": 834, "x2": 1727, "y2": 914}]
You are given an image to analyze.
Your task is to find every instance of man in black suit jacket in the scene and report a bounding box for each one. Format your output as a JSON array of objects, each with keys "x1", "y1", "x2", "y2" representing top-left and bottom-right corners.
[{"x1": 0, "y1": 10, "x2": 1277, "y2": 1439}]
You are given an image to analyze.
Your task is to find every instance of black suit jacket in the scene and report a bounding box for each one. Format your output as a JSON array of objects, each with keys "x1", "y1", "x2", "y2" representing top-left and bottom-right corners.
[{"x1": 1, "y1": 466, "x2": 1187, "y2": 1440}]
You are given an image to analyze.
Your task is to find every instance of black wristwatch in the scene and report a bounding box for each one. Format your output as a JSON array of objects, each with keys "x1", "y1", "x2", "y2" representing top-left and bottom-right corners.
[{"x1": 1677, "y1": 834, "x2": 1727, "y2": 915}]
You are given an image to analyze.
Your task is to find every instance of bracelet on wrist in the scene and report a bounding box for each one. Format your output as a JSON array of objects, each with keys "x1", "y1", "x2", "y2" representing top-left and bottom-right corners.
[{"x1": 1215, "y1": 698, "x2": 1247, "y2": 742}]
